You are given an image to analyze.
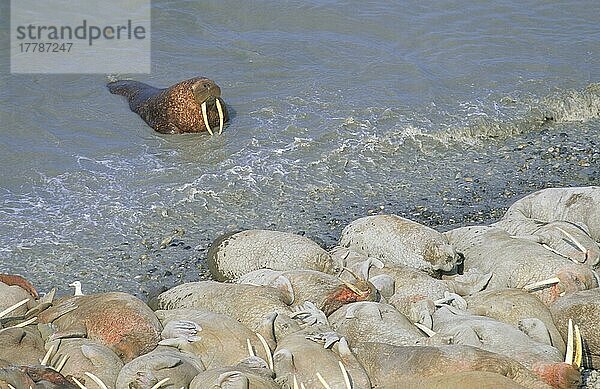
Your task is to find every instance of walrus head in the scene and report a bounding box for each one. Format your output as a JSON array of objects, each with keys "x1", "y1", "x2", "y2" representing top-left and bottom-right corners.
[
  {"x1": 321, "y1": 268, "x2": 381, "y2": 316},
  {"x1": 191, "y1": 78, "x2": 226, "y2": 135}
]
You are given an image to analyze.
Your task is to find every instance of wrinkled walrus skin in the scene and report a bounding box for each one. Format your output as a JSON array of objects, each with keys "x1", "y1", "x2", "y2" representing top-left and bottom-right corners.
[
  {"x1": 151, "y1": 281, "x2": 296, "y2": 340},
  {"x1": 208, "y1": 230, "x2": 339, "y2": 281},
  {"x1": 116, "y1": 346, "x2": 205, "y2": 389},
  {"x1": 503, "y1": 186, "x2": 600, "y2": 242},
  {"x1": 107, "y1": 77, "x2": 228, "y2": 134},
  {"x1": 38, "y1": 292, "x2": 162, "y2": 362},
  {"x1": 237, "y1": 269, "x2": 380, "y2": 316},
  {"x1": 339, "y1": 215, "x2": 460, "y2": 273},
  {"x1": 328, "y1": 301, "x2": 443, "y2": 347},
  {"x1": 274, "y1": 328, "x2": 372, "y2": 389},
  {"x1": 492, "y1": 218, "x2": 600, "y2": 267},
  {"x1": 0, "y1": 281, "x2": 35, "y2": 317},
  {"x1": 446, "y1": 226, "x2": 598, "y2": 305},
  {"x1": 156, "y1": 309, "x2": 272, "y2": 370},
  {"x1": 45, "y1": 338, "x2": 124, "y2": 388},
  {"x1": 432, "y1": 306, "x2": 563, "y2": 369},
  {"x1": 465, "y1": 288, "x2": 566, "y2": 355},
  {"x1": 352, "y1": 342, "x2": 551, "y2": 389},
  {"x1": 550, "y1": 288, "x2": 600, "y2": 369},
  {"x1": 0, "y1": 327, "x2": 46, "y2": 366}
]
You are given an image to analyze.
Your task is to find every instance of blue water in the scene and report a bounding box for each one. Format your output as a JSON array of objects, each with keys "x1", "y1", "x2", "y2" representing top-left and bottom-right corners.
[{"x1": 0, "y1": 0, "x2": 598, "y2": 296}]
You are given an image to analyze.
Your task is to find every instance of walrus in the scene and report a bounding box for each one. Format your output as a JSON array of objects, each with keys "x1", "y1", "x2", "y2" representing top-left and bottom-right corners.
[{"x1": 107, "y1": 77, "x2": 228, "y2": 135}]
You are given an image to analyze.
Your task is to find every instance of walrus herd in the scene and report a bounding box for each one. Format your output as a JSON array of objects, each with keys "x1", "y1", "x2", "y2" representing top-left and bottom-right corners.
[{"x1": 1, "y1": 186, "x2": 600, "y2": 388}]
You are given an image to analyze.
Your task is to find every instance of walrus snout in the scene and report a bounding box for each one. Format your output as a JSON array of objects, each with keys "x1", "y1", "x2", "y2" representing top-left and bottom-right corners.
[{"x1": 192, "y1": 79, "x2": 222, "y2": 102}]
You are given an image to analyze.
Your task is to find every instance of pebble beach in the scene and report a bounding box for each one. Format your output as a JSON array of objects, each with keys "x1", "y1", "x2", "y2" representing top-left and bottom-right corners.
[{"x1": 1, "y1": 186, "x2": 600, "y2": 388}]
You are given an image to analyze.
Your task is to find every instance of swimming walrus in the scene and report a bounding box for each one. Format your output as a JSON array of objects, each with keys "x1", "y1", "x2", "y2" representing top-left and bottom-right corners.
[{"x1": 107, "y1": 77, "x2": 228, "y2": 135}]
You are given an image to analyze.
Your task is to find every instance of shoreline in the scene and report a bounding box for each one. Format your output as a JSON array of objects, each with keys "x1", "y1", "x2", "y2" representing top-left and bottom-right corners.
[{"x1": 1, "y1": 186, "x2": 599, "y2": 388}]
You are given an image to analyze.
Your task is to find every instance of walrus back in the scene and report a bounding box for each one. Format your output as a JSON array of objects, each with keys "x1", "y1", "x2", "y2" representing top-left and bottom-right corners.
[
  {"x1": 107, "y1": 80, "x2": 163, "y2": 114},
  {"x1": 107, "y1": 80, "x2": 148, "y2": 98}
]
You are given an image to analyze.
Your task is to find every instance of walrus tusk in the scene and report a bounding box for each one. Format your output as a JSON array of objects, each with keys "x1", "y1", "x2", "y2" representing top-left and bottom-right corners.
[
  {"x1": 565, "y1": 319, "x2": 574, "y2": 364},
  {"x1": 255, "y1": 332, "x2": 274, "y2": 370},
  {"x1": 10, "y1": 316, "x2": 37, "y2": 328},
  {"x1": 556, "y1": 227, "x2": 587, "y2": 255},
  {"x1": 340, "y1": 279, "x2": 364, "y2": 295},
  {"x1": 541, "y1": 244, "x2": 576, "y2": 262},
  {"x1": 246, "y1": 338, "x2": 256, "y2": 357},
  {"x1": 339, "y1": 361, "x2": 352, "y2": 389},
  {"x1": 201, "y1": 102, "x2": 214, "y2": 135},
  {"x1": 71, "y1": 377, "x2": 86, "y2": 389},
  {"x1": 414, "y1": 322, "x2": 437, "y2": 337},
  {"x1": 574, "y1": 324, "x2": 583, "y2": 369},
  {"x1": 216, "y1": 98, "x2": 224, "y2": 134},
  {"x1": 150, "y1": 377, "x2": 170, "y2": 389},
  {"x1": 56, "y1": 354, "x2": 70, "y2": 372},
  {"x1": 293, "y1": 375, "x2": 300, "y2": 389},
  {"x1": 316, "y1": 372, "x2": 332, "y2": 389},
  {"x1": 0, "y1": 298, "x2": 29, "y2": 319},
  {"x1": 290, "y1": 310, "x2": 309, "y2": 318},
  {"x1": 300, "y1": 383, "x2": 307, "y2": 389},
  {"x1": 85, "y1": 372, "x2": 108, "y2": 389},
  {"x1": 40, "y1": 344, "x2": 55, "y2": 366},
  {"x1": 342, "y1": 267, "x2": 362, "y2": 282},
  {"x1": 523, "y1": 277, "x2": 561, "y2": 291}
]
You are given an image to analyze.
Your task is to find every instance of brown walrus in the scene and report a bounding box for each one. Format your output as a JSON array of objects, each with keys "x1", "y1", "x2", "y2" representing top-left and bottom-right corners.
[{"x1": 107, "y1": 77, "x2": 228, "y2": 135}]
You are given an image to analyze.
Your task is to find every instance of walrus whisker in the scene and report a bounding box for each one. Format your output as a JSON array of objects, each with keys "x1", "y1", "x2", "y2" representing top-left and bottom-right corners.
[
  {"x1": 85, "y1": 372, "x2": 109, "y2": 389},
  {"x1": 414, "y1": 322, "x2": 437, "y2": 337},
  {"x1": 216, "y1": 98, "x2": 224, "y2": 134},
  {"x1": 246, "y1": 338, "x2": 256, "y2": 357},
  {"x1": 0, "y1": 298, "x2": 29, "y2": 319},
  {"x1": 316, "y1": 372, "x2": 333, "y2": 389},
  {"x1": 565, "y1": 318, "x2": 574, "y2": 364},
  {"x1": 150, "y1": 377, "x2": 171, "y2": 389},
  {"x1": 339, "y1": 361, "x2": 352, "y2": 389},
  {"x1": 290, "y1": 310, "x2": 310, "y2": 318},
  {"x1": 523, "y1": 277, "x2": 560, "y2": 291},
  {"x1": 574, "y1": 324, "x2": 583, "y2": 369},
  {"x1": 556, "y1": 227, "x2": 587, "y2": 255},
  {"x1": 40, "y1": 344, "x2": 54, "y2": 366},
  {"x1": 255, "y1": 332, "x2": 274, "y2": 370},
  {"x1": 72, "y1": 377, "x2": 86, "y2": 389},
  {"x1": 201, "y1": 102, "x2": 213, "y2": 135}
]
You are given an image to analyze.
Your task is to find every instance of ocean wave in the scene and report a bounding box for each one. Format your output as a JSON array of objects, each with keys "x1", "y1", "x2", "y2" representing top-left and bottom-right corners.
[{"x1": 431, "y1": 83, "x2": 600, "y2": 144}]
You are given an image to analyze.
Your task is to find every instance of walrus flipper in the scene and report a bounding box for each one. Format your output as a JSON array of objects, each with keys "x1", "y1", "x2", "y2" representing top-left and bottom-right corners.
[{"x1": 107, "y1": 80, "x2": 149, "y2": 98}]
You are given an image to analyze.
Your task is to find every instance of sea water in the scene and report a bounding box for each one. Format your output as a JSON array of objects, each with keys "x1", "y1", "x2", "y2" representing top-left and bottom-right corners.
[{"x1": 0, "y1": 0, "x2": 598, "y2": 295}]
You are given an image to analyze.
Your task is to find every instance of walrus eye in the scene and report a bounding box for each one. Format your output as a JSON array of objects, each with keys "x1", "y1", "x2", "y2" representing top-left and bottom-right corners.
[{"x1": 204, "y1": 83, "x2": 211, "y2": 89}]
